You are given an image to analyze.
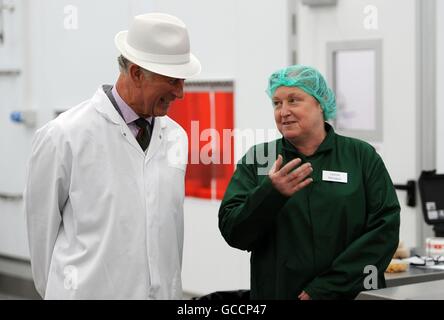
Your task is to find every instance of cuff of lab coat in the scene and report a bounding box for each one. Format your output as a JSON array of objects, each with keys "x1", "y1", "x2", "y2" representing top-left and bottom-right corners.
[{"x1": 258, "y1": 176, "x2": 291, "y2": 211}]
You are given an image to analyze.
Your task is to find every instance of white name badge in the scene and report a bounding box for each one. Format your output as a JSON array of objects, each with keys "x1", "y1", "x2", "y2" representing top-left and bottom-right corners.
[{"x1": 322, "y1": 170, "x2": 348, "y2": 184}]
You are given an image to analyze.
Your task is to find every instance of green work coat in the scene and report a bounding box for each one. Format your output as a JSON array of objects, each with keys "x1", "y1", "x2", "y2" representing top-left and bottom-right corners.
[{"x1": 219, "y1": 124, "x2": 400, "y2": 299}]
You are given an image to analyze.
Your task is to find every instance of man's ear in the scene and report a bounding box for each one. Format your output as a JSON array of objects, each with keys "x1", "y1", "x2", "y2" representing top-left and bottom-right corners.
[{"x1": 129, "y1": 64, "x2": 144, "y2": 88}]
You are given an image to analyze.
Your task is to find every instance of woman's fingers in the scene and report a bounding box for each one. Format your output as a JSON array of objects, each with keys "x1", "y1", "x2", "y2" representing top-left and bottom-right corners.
[
  {"x1": 269, "y1": 155, "x2": 283, "y2": 175},
  {"x1": 291, "y1": 176, "x2": 313, "y2": 193},
  {"x1": 269, "y1": 155, "x2": 313, "y2": 197},
  {"x1": 279, "y1": 157, "x2": 302, "y2": 176},
  {"x1": 287, "y1": 162, "x2": 313, "y2": 183}
]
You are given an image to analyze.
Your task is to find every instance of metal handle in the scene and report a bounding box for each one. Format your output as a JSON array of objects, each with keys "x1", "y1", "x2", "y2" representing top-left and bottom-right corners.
[
  {"x1": 0, "y1": 1, "x2": 15, "y2": 12},
  {"x1": 0, "y1": 69, "x2": 21, "y2": 76},
  {"x1": 0, "y1": 192, "x2": 23, "y2": 201},
  {"x1": 0, "y1": 0, "x2": 15, "y2": 44},
  {"x1": 394, "y1": 180, "x2": 416, "y2": 207}
]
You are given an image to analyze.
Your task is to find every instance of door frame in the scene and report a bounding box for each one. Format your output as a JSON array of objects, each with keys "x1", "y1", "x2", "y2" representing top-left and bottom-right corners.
[{"x1": 416, "y1": 0, "x2": 436, "y2": 247}]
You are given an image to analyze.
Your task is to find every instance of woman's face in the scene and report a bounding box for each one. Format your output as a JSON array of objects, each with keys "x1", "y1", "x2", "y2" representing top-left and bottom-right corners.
[{"x1": 272, "y1": 86, "x2": 324, "y2": 143}]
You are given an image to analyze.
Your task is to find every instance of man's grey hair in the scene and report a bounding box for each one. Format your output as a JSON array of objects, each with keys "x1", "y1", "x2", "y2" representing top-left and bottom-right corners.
[{"x1": 117, "y1": 55, "x2": 153, "y2": 78}]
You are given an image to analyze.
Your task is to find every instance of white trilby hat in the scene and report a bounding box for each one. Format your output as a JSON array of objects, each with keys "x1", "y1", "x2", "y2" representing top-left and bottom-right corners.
[{"x1": 115, "y1": 13, "x2": 201, "y2": 79}]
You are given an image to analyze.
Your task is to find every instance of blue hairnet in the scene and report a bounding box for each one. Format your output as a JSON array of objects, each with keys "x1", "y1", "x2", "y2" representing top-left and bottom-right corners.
[{"x1": 266, "y1": 65, "x2": 336, "y2": 120}]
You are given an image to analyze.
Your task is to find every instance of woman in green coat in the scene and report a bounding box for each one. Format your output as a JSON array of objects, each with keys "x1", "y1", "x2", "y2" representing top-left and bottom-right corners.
[{"x1": 218, "y1": 65, "x2": 400, "y2": 300}]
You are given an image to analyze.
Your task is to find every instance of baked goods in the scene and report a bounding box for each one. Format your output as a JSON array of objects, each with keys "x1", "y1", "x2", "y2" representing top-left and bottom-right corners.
[
  {"x1": 393, "y1": 241, "x2": 410, "y2": 259},
  {"x1": 385, "y1": 259, "x2": 408, "y2": 273}
]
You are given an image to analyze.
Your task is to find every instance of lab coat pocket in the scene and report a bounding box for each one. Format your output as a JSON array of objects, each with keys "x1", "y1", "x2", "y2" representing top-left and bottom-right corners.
[
  {"x1": 165, "y1": 129, "x2": 188, "y2": 172},
  {"x1": 164, "y1": 142, "x2": 187, "y2": 171},
  {"x1": 167, "y1": 161, "x2": 186, "y2": 172},
  {"x1": 161, "y1": 157, "x2": 186, "y2": 205}
]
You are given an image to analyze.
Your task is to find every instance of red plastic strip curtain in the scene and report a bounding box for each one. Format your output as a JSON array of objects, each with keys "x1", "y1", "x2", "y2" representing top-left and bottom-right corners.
[
  {"x1": 168, "y1": 91, "x2": 234, "y2": 200},
  {"x1": 214, "y1": 92, "x2": 234, "y2": 199}
]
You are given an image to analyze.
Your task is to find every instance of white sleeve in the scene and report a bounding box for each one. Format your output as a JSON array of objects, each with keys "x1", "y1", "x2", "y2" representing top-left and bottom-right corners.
[{"x1": 24, "y1": 124, "x2": 70, "y2": 298}]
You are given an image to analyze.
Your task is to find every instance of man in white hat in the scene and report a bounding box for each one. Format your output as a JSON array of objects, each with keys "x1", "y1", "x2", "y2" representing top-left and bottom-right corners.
[{"x1": 24, "y1": 13, "x2": 201, "y2": 299}]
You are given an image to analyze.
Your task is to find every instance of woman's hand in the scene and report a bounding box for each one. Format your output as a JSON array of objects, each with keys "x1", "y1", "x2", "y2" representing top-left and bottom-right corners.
[
  {"x1": 269, "y1": 155, "x2": 313, "y2": 197},
  {"x1": 298, "y1": 291, "x2": 311, "y2": 300}
]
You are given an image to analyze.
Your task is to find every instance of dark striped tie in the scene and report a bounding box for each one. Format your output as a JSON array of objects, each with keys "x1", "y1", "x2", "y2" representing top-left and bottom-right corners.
[{"x1": 134, "y1": 118, "x2": 152, "y2": 151}]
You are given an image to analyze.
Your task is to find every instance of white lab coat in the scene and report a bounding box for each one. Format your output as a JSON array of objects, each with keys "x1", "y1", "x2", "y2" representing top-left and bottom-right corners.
[{"x1": 24, "y1": 86, "x2": 188, "y2": 299}]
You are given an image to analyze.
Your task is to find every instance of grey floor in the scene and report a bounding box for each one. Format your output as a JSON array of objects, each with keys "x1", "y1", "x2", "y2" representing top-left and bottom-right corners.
[
  {"x1": 0, "y1": 255, "x2": 41, "y2": 300},
  {"x1": 0, "y1": 291, "x2": 195, "y2": 300},
  {"x1": 0, "y1": 255, "x2": 199, "y2": 300},
  {"x1": 0, "y1": 293, "x2": 27, "y2": 300}
]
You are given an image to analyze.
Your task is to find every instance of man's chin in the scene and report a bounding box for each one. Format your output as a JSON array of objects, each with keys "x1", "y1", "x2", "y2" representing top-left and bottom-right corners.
[
  {"x1": 154, "y1": 106, "x2": 170, "y2": 117},
  {"x1": 153, "y1": 111, "x2": 168, "y2": 117}
]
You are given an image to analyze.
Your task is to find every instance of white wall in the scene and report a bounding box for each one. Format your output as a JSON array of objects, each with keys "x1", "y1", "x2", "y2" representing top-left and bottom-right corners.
[
  {"x1": 297, "y1": 0, "x2": 419, "y2": 248},
  {"x1": 0, "y1": 0, "x2": 32, "y2": 258},
  {"x1": 27, "y1": 0, "x2": 154, "y2": 115},
  {"x1": 149, "y1": 0, "x2": 236, "y2": 81},
  {"x1": 437, "y1": 0, "x2": 444, "y2": 173}
]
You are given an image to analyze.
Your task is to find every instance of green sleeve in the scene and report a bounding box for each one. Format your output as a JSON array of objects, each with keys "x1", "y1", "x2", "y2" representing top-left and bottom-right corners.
[
  {"x1": 304, "y1": 151, "x2": 400, "y2": 300},
  {"x1": 218, "y1": 150, "x2": 289, "y2": 251}
]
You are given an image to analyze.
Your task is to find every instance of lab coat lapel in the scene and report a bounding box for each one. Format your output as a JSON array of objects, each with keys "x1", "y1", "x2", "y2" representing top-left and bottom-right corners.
[
  {"x1": 94, "y1": 87, "x2": 148, "y2": 155},
  {"x1": 93, "y1": 87, "x2": 123, "y2": 125},
  {"x1": 94, "y1": 86, "x2": 168, "y2": 157}
]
